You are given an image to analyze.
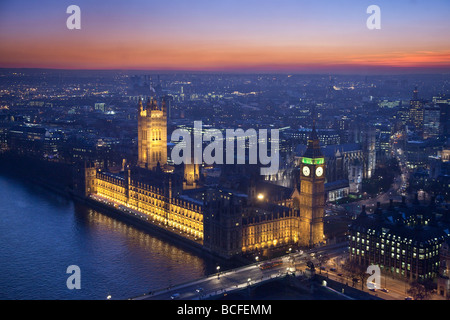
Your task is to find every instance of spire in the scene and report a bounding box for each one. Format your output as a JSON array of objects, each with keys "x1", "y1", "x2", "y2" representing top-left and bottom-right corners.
[
  {"x1": 162, "y1": 97, "x2": 167, "y2": 117},
  {"x1": 138, "y1": 97, "x2": 143, "y2": 112},
  {"x1": 303, "y1": 119, "x2": 323, "y2": 159},
  {"x1": 360, "y1": 205, "x2": 367, "y2": 218},
  {"x1": 395, "y1": 211, "x2": 404, "y2": 226},
  {"x1": 375, "y1": 202, "x2": 384, "y2": 221},
  {"x1": 375, "y1": 202, "x2": 383, "y2": 215},
  {"x1": 414, "y1": 193, "x2": 420, "y2": 205},
  {"x1": 401, "y1": 195, "x2": 407, "y2": 207},
  {"x1": 311, "y1": 119, "x2": 318, "y2": 140},
  {"x1": 150, "y1": 97, "x2": 159, "y2": 110},
  {"x1": 413, "y1": 86, "x2": 419, "y2": 100}
]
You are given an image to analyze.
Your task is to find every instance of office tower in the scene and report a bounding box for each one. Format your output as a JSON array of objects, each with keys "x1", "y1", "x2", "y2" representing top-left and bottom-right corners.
[{"x1": 409, "y1": 87, "x2": 425, "y2": 134}]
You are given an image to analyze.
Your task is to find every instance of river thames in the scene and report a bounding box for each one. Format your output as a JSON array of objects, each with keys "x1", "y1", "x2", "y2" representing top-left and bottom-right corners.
[{"x1": 0, "y1": 173, "x2": 218, "y2": 300}]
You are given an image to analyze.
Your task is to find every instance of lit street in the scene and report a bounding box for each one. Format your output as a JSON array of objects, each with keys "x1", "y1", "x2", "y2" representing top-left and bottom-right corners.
[{"x1": 133, "y1": 243, "x2": 348, "y2": 300}]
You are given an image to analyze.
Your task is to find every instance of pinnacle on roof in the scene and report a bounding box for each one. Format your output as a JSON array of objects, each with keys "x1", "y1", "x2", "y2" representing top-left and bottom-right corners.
[{"x1": 302, "y1": 119, "x2": 323, "y2": 159}]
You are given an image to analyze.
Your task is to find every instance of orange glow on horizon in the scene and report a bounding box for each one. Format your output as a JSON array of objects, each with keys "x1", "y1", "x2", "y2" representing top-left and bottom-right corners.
[
  {"x1": 1, "y1": 36, "x2": 450, "y2": 72},
  {"x1": 1, "y1": 1, "x2": 450, "y2": 73}
]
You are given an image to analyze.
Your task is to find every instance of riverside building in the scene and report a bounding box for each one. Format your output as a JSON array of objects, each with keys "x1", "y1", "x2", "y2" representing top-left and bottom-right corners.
[{"x1": 78, "y1": 98, "x2": 326, "y2": 258}]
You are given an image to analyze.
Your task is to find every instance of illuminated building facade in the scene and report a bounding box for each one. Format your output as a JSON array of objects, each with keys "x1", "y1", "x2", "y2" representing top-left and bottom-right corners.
[
  {"x1": 240, "y1": 202, "x2": 301, "y2": 255},
  {"x1": 349, "y1": 199, "x2": 449, "y2": 281},
  {"x1": 138, "y1": 97, "x2": 168, "y2": 170},
  {"x1": 296, "y1": 122, "x2": 326, "y2": 247},
  {"x1": 437, "y1": 239, "x2": 450, "y2": 298},
  {"x1": 409, "y1": 87, "x2": 425, "y2": 134},
  {"x1": 81, "y1": 99, "x2": 326, "y2": 258},
  {"x1": 87, "y1": 166, "x2": 204, "y2": 241}
]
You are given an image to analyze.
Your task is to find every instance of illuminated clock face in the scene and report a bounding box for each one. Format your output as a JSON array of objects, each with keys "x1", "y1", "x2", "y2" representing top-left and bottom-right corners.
[
  {"x1": 302, "y1": 166, "x2": 310, "y2": 176},
  {"x1": 316, "y1": 167, "x2": 323, "y2": 177}
]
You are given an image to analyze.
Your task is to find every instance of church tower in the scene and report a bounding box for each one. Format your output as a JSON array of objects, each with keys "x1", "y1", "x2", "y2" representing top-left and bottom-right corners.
[
  {"x1": 298, "y1": 121, "x2": 325, "y2": 247},
  {"x1": 137, "y1": 97, "x2": 168, "y2": 170}
]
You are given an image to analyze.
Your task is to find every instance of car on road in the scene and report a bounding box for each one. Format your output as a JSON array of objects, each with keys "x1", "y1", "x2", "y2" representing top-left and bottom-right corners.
[
  {"x1": 367, "y1": 282, "x2": 378, "y2": 291},
  {"x1": 330, "y1": 268, "x2": 337, "y2": 272},
  {"x1": 195, "y1": 288, "x2": 204, "y2": 293},
  {"x1": 170, "y1": 293, "x2": 180, "y2": 300},
  {"x1": 337, "y1": 273, "x2": 343, "y2": 277},
  {"x1": 381, "y1": 288, "x2": 389, "y2": 293},
  {"x1": 405, "y1": 296, "x2": 413, "y2": 300}
]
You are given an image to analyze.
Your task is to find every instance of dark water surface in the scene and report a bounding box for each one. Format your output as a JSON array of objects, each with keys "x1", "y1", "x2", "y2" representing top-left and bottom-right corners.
[{"x1": 0, "y1": 174, "x2": 217, "y2": 300}]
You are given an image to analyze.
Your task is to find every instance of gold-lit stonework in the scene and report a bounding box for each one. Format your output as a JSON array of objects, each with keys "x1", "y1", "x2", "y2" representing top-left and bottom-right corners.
[
  {"x1": 82, "y1": 99, "x2": 326, "y2": 258},
  {"x1": 138, "y1": 98, "x2": 168, "y2": 170}
]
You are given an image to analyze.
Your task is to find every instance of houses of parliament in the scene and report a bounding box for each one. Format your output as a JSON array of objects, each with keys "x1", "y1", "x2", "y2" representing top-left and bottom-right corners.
[{"x1": 79, "y1": 97, "x2": 326, "y2": 259}]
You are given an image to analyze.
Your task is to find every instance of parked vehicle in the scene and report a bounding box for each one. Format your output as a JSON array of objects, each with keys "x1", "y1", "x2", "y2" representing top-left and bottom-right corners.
[{"x1": 170, "y1": 293, "x2": 180, "y2": 300}]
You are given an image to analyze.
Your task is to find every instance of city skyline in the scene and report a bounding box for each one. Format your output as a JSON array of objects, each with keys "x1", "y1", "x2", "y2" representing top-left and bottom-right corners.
[
  {"x1": 2, "y1": 0, "x2": 450, "y2": 304},
  {"x1": 1, "y1": 0, "x2": 450, "y2": 73},
  {"x1": 1, "y1": 66, "x2": 450, "y2": 301}
]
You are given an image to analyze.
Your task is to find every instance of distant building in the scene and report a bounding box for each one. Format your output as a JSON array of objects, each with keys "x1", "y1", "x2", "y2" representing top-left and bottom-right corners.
[
  {"x1": 374, "y1": 121, "x2": 392, "y2": 161},
  {"x1": 429, "y1": 148, "x2": 450, "y2": 179},
  {"x1": 349, "y1": 197, "x2": 449, "y2": 281},
  {"x1": 423, "y1": 104, "x2": 441, "y2": 139},
  {"x1": 405, "y1": 140, "x2": 428, "y2": 169},
  {"x1": 433, "y1": 95, "x2": 450, "y2": 140},
  {"x1": 348, "y1": 124, "x2": 376, "y2": 179},
  {"x1": 325, "y1": 179, "x2": 349, "y2": 202},
  {"x1": 409, "y1": 87, "x2": 425, "y2": 135},
  {"x1": 397, "y1": 102, "x2": 410, "y2": 126},
  {"x1": 9, "y1": 124, "x2": 47, "y2": 156},
  {"x1": 94, "y1": 103, "x2": 106, "y2": 112},
  {"x1": 405, "y1": 139, "x2": 444, "y2": 169},
  {"x1": 284, "y1": 128, "x2": 340, "y2": 146},
  {"x1": 437, "y1": 239, "x2": 450, "y2": 298}
]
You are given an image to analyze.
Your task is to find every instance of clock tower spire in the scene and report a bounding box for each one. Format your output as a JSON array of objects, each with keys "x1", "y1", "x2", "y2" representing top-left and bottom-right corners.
[{"x1": 298, "y1": 122, "x2": 325, "y2": 247}]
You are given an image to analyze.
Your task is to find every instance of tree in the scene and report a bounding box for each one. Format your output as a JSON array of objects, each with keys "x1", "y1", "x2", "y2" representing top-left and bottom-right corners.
[
  {"x1": 306, "y1": 260, "x2": 315, "y2": 273},
  {"x1": 342, "y1": 259, "x2": 369, "y2": 290},
  {"x1": 407, "y1": 281, "x2": 432, "y2": 300},
  {"x1": 362, "y1": 158, "x2": 401, "y2": 196},
  {"x1": 316, "y1": 254, "x2": 330, "y2": 274}
]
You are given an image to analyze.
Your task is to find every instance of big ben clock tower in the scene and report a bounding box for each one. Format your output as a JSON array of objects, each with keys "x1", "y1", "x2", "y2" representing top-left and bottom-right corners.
[{"x1": 299, "y1": 121, "x2": 325, "y2": 247}]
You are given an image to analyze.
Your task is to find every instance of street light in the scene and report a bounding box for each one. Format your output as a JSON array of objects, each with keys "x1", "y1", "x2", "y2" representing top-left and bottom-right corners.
[{"x1": 217, "y1": 266, "x2": 221, "y2": 279}]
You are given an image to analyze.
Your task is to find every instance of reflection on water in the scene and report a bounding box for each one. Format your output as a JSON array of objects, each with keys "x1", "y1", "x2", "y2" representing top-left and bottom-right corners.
[{"x1": 0, "y1": 174, "x2": 219, "y2": 300}]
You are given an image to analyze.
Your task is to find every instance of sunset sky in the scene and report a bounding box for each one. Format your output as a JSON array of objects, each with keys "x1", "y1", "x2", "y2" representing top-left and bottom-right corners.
[{"x1": 0, "y1": 0, "x2": 449, "y2": 73}]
